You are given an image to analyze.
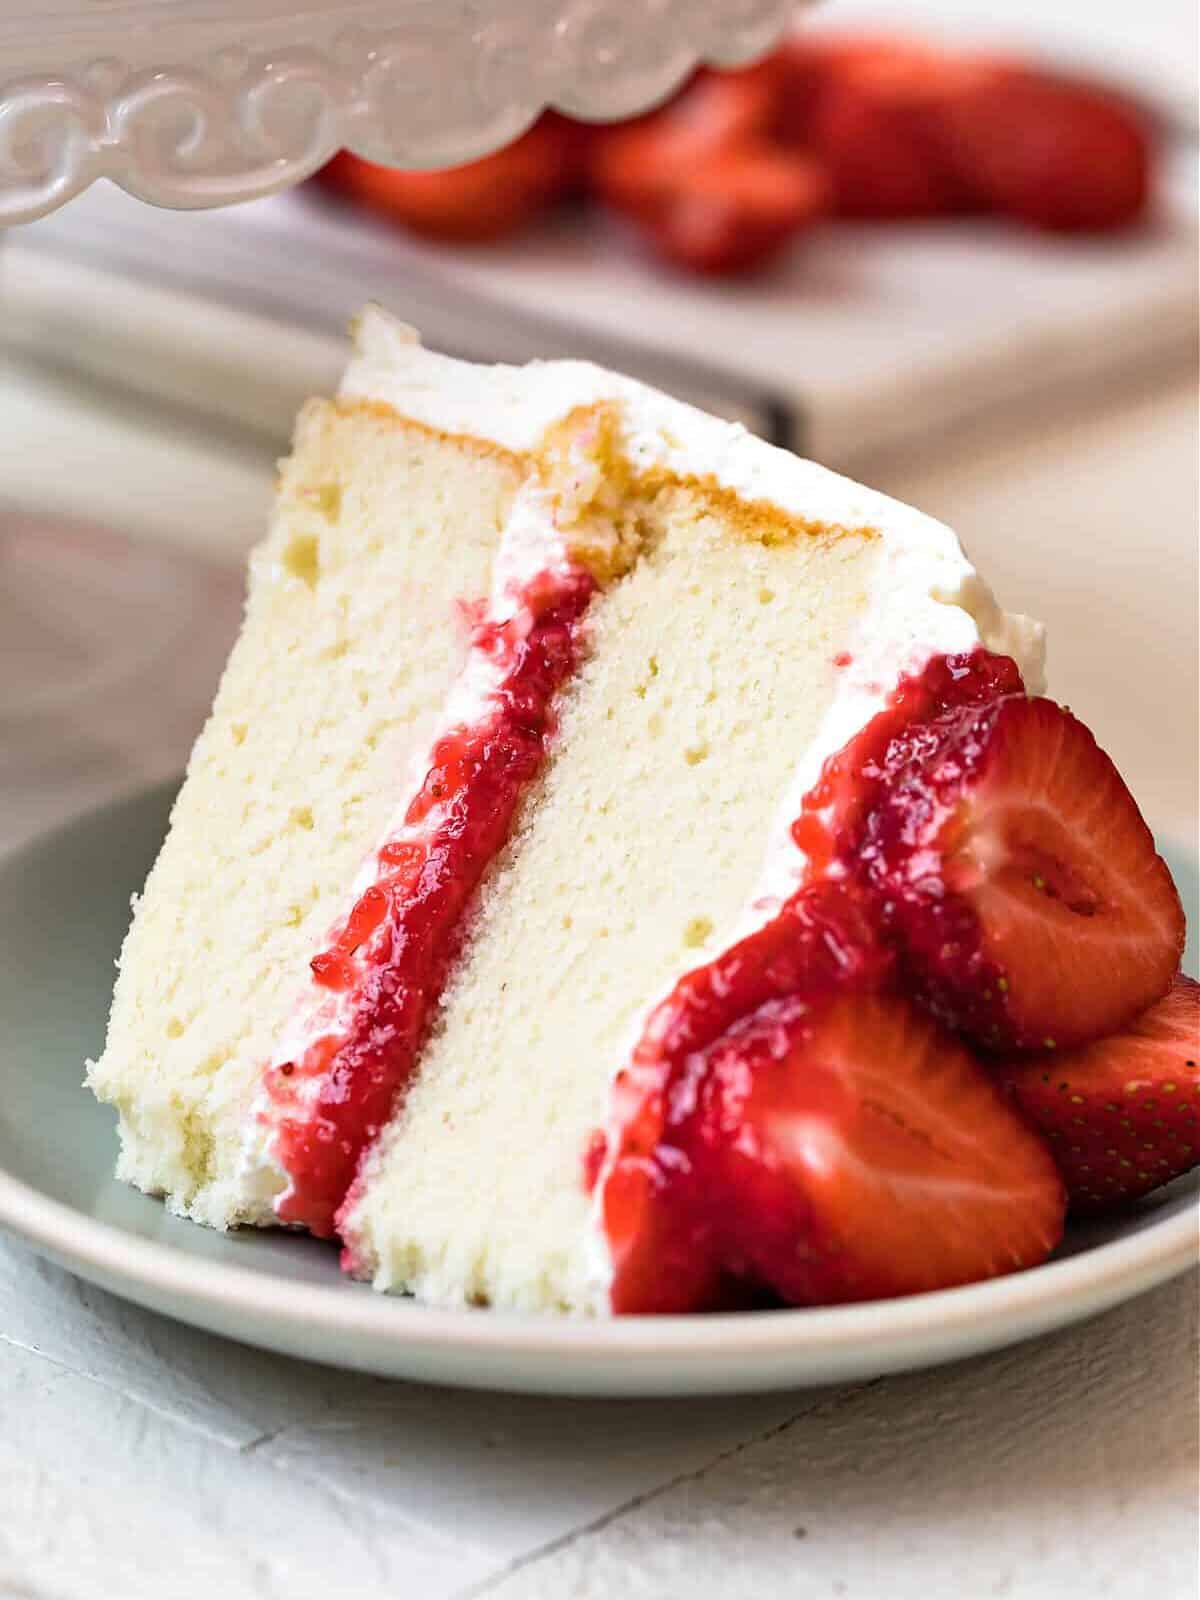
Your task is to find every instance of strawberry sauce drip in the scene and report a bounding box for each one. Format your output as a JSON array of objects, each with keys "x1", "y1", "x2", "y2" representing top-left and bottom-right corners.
[
  {"x1": 264, "y1": 567, "x2": 594, "y2": 1237},
  {"x1": 595, "y1": 647, "x2": 1025, "y2": 1312}
]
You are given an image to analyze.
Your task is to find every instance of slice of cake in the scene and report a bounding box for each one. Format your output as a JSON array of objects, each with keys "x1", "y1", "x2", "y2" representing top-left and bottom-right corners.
[{"x1": 89, "y1": 308, "x2": 1191, "y2": 1315}]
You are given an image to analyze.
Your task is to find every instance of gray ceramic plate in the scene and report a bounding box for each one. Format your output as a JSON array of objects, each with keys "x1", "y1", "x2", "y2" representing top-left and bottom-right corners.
[{"x1": 0, "y1": 781, "x2": 1196, "y2": 1395}]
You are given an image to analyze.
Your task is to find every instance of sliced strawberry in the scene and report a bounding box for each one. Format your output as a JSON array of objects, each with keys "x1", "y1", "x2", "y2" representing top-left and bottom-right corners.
[
  {"x1": 793, "y1": 648, "x2": 1026, "y2": 880},
  {"x1": 810, "y1": 97, "x2": 941, "y2": 220},
  {"x1": 933, "y1": 68, "x2": 1152, "y2": 233},
  {"x1": 597, "y1": 1148, "x2": 733, "y2": 1316},
  {"x1": 316, "y1": 114, "x2": 579, "y2": 243},
  {"x1": 997, "y1": 973, "x2": 1200, "y2": 1213},
  {"x1": 864, "y1": 696, "x2": 1185, "y2": 1051},
  {"x1": 693, "y1": 991, "x2": 1066, "y2": 1304}
]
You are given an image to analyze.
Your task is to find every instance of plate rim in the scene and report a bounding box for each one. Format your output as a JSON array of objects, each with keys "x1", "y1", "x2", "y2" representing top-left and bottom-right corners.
[
  {"x1": 0, "y1": 783, "x2": 1196, "y2": 1391},
  {"x1": 1, "y1": 1157, "x2": 1195, "y2": 1368}
]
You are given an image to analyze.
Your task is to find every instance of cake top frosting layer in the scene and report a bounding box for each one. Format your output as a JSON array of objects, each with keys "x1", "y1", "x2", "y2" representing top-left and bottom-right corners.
[
  {"x1": 341, "y1": 306, "x2": 1045, "y2": 698},
  {"x1": 343, "y1": 306, "x2": 937, "y2": 530}
]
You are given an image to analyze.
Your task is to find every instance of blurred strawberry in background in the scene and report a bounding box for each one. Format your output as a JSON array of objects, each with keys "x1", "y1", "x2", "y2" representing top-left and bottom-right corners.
[
  {"x1": 586, "y1": 67, "x2": 830, "y2": 276},
  {"x1": 932, "y1": 69, "x2": 1152, "y2": 232},
  {"x1": 798, "y1": 37, "x2": 989, "y2": 217},
  {"x1": 320, "y1": 114, "x2": 585, "y2": 242},
  {"x1": 315, "y1": 32, "x2": 1155, "y2": 278}
]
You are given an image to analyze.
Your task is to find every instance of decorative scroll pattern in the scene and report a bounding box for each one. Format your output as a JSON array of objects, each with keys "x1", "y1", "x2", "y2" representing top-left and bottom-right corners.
[{"x1": 0, "y1": 1, "x2": 803, "y2": 223}]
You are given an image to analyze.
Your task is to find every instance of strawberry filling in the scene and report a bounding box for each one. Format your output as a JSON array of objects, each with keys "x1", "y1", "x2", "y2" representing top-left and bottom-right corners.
[{"x1": 262, "y1": 565, "x2": 594, "y2": 1237}]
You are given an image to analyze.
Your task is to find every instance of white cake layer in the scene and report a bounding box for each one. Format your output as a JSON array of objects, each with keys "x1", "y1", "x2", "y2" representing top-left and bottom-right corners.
[{"x1": 88, "y1": 401, "x2": 523, "y2": 1226}]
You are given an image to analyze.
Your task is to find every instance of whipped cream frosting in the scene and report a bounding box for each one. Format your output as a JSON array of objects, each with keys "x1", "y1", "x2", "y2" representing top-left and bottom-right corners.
[{"x1": 244, "y1": 309, "x2": 1045, "y2": 1281}]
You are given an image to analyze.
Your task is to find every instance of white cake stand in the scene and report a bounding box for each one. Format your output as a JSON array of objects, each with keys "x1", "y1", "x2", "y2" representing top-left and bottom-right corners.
[
  {"x1": 0, "y1": 1, "x2": 802, "y2": 758},
  {"x1": 0, "y1": 2, "x2": 803, "y2": 225}
]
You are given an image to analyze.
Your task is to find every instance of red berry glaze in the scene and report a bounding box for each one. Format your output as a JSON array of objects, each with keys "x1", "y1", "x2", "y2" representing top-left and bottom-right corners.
[
  {"x1": 789, "y1": 648, "x2": 1024, "y2": 879},
  {"x1": 265, "y1": 567, "x2": 594, "y2": 1237},
  {"x1": 996, "y1": 973, "x2": 1200, "y2": 1213},
  {"x1": 863, "y1": 696, "x2": 1185, "y2": 1050},
  {"x1": 603, "y1": 881, "x2": 888, "y2": 1312}
]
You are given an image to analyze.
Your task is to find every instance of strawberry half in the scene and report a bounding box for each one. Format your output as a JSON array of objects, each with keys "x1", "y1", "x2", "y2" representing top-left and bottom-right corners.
[
  {"x1": 694, "y1": 991, "x2": 1066, "y2": 1304},
  {"x1": 997, "y1": 973, "x2": 1200, "y2": 1213},
  {"x1": 864, "y1": 696, "x2": 1185, "y2": 1051}
]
